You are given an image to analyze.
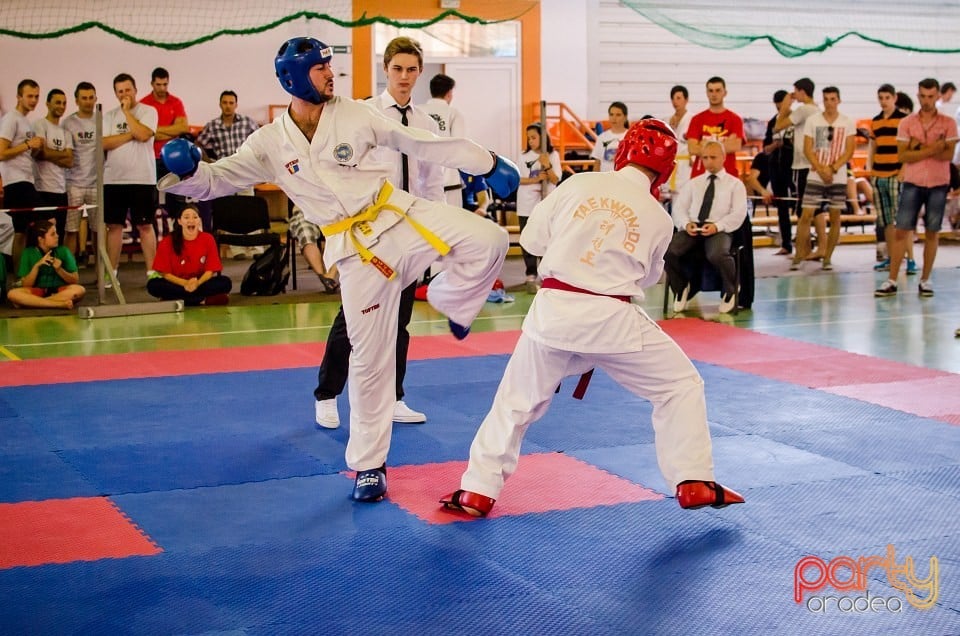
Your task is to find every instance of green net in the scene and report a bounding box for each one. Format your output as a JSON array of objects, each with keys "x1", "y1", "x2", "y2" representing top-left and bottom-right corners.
[
  {"x1": 621, "y1": 1, "x2": 960, "y2": 57},
  {"x1": 0, "y1": 1, "x2": 510, "y2": 50}
]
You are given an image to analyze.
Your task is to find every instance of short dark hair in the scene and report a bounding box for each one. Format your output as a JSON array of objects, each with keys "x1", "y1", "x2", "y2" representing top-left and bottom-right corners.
[
  {"x1": 17, "y1": 79, "x2": 38, "y2": 96},
  {"x1": 74, "y1": 81, "x2": 96, "y2": 97},
  {"x1": 151, "y1": 67, "x2": 170, "y2": 82},
  {"x1": 794, "y1": 77, "x2": 815, "y2": 97},
  {"x1": 919, "y1": 77, "x2": 940, "y2": 91},
  {"x1": 773, "y1": 89, "x2": 788, "y2": 104},
  {"x1": 670, "y1": 85, "x2": 688, "y2": 99},
  {"x1": 219, "y1": 90, "x2": 238, "y2": 101},
  {"x1": 46, "y1": 88, "x2": 65, "y2": 103},
  {"x1": 429, "y1": 74, "x2": 455, "y2": 98},
  {"x1": 823, "y1": 86, "x2": 840, "y2": 99},
  {"x1": 706, "y1": 76, "x2": 726, "y2": 88},
  {"x1": 877, "y1": 83, "x2": 896, "y2": 97},
  {"x1": 942, "y1": 81, "x2": 956, "y2": 92},
  {"x1": 896, "y1": 91, "x2": 914, "y2": 112},
  {"x1": 113, "y1": 73, "x2": 136, "y2": 89}
]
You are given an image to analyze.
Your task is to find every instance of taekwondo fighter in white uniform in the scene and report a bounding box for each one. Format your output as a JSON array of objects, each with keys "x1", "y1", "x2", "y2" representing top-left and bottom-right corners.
[
  {"x1": 441, "y1": 119, "x2": 745, "y2": 517},
  {"x1": 159, "y1": 37, "x2": 519, "y2": 503}
]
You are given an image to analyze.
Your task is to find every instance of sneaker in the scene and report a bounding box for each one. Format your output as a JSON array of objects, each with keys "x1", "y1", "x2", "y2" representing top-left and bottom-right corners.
[
  {"x1": 315, "y1": 398, "x2": 340, "y2": 429},
  {"x1": 673, "y1": 283, "x2": 691, "y2": 312},
  {"x1": 524, "y1": 276, "x2": 539, "y2": 294},
  {"x1": 789, "y1": 257, "x2": 801, "y2": 271},
  {"x1": 393, "y1": 400, "x2": 426, "y2": 424},
  {"x1": 821, "y1": 258, "x2": 833, "y2": 271},
  {"x1": 874, "y1": 280, "x2": 897, "y2": 297},
  {"x1": 906, "y1": 259, "x2": 918, "y2": 275},
  {"x1": 918, "y1": 280, "x2": 934, "y2": 297},
  {"x1": 718, "y1": 292, "x2": 736, "y2": 314},
  {"x1": 873, "y1": 258, "x2": 890, "y2": 272}
]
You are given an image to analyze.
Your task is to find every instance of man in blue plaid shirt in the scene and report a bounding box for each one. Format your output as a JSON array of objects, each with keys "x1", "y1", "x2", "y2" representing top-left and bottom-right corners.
[
  {"x1": 197, "y1": 90, "x2": 259, "y2": 160},
  {"x1": 197, "y1": 90, "x2": 262, "y2": 258}
]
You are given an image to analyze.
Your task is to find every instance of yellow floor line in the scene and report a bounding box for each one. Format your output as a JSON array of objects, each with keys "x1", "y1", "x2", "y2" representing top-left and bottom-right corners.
[{"x1": 0, "y1": 345, "x2": 21, "y2": 361}]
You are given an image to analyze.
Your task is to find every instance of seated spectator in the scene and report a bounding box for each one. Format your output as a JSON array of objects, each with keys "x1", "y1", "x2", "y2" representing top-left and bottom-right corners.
[
  {"x1": 147, "y1": 204, "x2": 232, "y2": 305},
  {"x1": 288, "y1": 207, "x2": 339, "y2": 293},
  {"x1": 8, "y1": 218, "x2": 85, "y2": 309},
  {"x1": 664, "y1": 140, "x2": 747, "y2": 314}
]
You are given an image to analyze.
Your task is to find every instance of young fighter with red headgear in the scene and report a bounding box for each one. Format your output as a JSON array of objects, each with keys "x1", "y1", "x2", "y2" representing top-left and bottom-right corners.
[
  {"x1": 441, "y1": 119, "x2": 744, "y2": 517},
  {"x1": 158, "y1": 37, "x2": 519, "y2": 503}
]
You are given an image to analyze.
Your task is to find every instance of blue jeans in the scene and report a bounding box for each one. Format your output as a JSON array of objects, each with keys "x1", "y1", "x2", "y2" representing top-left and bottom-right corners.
[{"x1": 896, "y1": 183, "x2": 948, "y2": 233}]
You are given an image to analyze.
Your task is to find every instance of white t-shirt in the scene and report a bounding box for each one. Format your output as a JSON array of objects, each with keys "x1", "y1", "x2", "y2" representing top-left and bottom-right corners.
[
  {"x1": 789, "y1": 102, "x2": 820, "y2": 170},
  {"x1": 516, "y1": 148, "x2": 561, "y2": 216},
  {"x1": 590, "y1": 129, "x2": 627, "y2": 172},
  {"x1": 63, "y1": 112, "x2": 97, "y2": 187},
  {"x1": 0, "y1": 110, "x2": 37, "y2": 186},
  {"x1": 103, "y1": 103, "x2": 158, "y2": 185},
  {"x1": 803, "y1": 112, "x2": 856, "y2": 185},
  {"x1": 33, "y1": 118, "x2": 73, "y2": 193}
]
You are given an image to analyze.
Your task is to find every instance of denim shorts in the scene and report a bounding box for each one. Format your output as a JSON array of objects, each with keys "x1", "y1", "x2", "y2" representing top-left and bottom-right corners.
[{"x1": 896, "y1": 183, "x2": 948, "y2": 233}]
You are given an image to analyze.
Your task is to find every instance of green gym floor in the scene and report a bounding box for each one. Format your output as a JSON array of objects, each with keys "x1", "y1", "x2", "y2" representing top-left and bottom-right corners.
[{"x1": 3, "y1": 243, "x2": 960, "y2": 369}]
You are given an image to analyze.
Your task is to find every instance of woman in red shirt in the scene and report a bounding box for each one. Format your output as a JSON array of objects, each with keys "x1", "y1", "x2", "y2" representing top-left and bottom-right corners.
[{"x1": 147, "y1": 205, "x2": 232, "y2": 305}]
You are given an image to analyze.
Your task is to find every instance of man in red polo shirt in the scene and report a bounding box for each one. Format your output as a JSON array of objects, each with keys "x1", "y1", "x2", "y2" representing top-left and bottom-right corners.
[
  {"x1": 686, "y1": 76, "x2": 745, "y2": 179},
  {"x1": 141, "y1": 67, "x2": 189, "y2": 218}
]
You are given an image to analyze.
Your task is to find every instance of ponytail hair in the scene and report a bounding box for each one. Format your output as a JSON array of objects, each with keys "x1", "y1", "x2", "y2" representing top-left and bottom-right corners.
[{"x1": 26, "y1": 219, "x2": 55, "y2": 250}]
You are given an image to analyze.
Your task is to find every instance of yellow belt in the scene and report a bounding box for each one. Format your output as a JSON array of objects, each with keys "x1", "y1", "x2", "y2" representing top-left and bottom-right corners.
[{"x1": 321, "y1": 181, "x2": 450, "y2": 280}]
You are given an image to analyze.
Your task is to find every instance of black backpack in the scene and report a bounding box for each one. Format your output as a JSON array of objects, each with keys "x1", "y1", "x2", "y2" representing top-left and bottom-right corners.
[{"x1": 240, "y1": 242, "x2": 290, "y2": 296}]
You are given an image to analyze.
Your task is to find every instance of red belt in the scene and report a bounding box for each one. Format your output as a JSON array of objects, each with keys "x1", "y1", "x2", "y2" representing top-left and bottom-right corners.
[
  {"x1": 539, "y1": 278, "x2": 630, "y2": 400},
  {"x1": 540, "y1": 277, "x2": 631, "y2": 303}
]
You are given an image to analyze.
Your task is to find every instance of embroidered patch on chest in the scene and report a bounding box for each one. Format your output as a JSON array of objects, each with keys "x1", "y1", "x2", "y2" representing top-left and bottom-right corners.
[{"x1": 334, "y1": 143, "x2": 354, "y2": 163}]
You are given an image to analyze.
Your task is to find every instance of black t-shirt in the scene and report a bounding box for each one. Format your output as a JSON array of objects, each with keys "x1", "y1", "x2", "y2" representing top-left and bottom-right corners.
[{"x1": 763, "y1": 114, "x2": 794, "y2": 175}]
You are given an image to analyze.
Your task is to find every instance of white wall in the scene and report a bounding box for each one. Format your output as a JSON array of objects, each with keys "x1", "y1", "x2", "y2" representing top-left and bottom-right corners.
[
  {"x1": 0, "y1": 18, "x2": 351, "y2": 126},
  {"x1": 1, "y1": 1, "x2": 957, "y2": 133}
]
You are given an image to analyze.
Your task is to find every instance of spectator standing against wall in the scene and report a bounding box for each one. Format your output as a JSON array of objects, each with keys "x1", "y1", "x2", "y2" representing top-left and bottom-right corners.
[
  {"x1": 32, "y1": 89, "x2": 73, "y2": 244},
  {"x1": 591, "y1": 101, "x2": 629, "y2": 173},
  {"x1": 0, "y1": 79, "x2": 44, "y2": 267},
  {"x1": 63, "y1": 82, "x2": 99, "y2": 262},
  {"x1": 686, "y1": 77, "x2": 744, "y2": 179},
  {"x1": 142, "y1": 67, "x2": 189, "y2": 219},
  {"x1": 421, "y1": 74, "x2": 468, "y2": 207}
]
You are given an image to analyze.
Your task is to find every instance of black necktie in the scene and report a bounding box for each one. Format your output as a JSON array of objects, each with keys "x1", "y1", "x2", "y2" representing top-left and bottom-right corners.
[
  {"x1": 394, "y1": 104, "x2": 410, "y2": 191},
  {"x1": 698, "y1": 174, "x2": 717, "y2": 223}
]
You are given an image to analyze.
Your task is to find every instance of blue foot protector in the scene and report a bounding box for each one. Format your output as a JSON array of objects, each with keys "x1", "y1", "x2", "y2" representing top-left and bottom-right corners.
[
  {"x1": 448, "y1": 319, "x2": 470, "y2": 340},
  {"x1": 352, "y1": 465, "x2": 387, "y2": 502}
]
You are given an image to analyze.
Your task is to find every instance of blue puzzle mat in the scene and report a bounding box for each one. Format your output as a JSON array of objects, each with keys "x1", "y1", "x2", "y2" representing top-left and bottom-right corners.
[{"x1": 1, "y1": 354, "x2": 958, "y2": 634}]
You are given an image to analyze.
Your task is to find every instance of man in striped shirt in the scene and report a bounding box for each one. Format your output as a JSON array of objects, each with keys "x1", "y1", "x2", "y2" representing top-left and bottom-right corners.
[
  {"x1": 868, "y1": 84, "x2": 913, "y2": 274},
  {"x1": 876, "y1": 78, "x2": 959, "y2": 297}
]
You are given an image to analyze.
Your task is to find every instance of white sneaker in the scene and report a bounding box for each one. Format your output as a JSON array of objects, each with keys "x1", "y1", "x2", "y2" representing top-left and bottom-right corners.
[
  {"x1": 673, "y1": 283, "x2": 691, "y2": 312},
  {"x1": 718, "y1": 292, "x2": 736, "y2": 314},
  {"x1": 393, "y1": 400, "x2": 426, "y2": 424},
  {"x1": 315, "y1": 398, "x2": 340, "y2": 429}
]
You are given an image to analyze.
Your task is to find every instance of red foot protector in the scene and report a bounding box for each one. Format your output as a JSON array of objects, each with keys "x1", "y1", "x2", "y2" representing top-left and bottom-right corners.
[
  {"x1": 675, "y1": 481, "x2": 745, "y2": 510},
  {"x1": 0, "y1": 497, "x2": 162, "y2": 569},
  {"x1": 440, "y1": 489, "x2": 496, "y2": 517},
  {"x1": 376, "y1": 452, "x2": 664, "y2": 524}
]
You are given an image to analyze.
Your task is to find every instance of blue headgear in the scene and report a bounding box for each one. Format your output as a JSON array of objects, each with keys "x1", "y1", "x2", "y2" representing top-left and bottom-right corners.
[{"x1": 275, "y1": 37, "x2": 334, "y2": 104}]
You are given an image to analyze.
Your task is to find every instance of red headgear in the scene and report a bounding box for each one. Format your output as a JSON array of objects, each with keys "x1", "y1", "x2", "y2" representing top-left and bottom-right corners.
[{"x1": 613, "y1": 118, "x2": 678, "y2": 195}]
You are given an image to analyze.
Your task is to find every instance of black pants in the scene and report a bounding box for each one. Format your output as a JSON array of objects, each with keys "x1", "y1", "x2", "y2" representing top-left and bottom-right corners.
[
  {"x1": 146, "y1": 274, "x2": 232, "y2": 306},
  {"x1": 314, "y1": 281, "x2": 416, "y2": 401},
  {"x1": 517, "y1": 215, "x2": 538, "y2": 277},
  {"x1": 769, "y1": 170, "x2": 794, "y2": 252}
]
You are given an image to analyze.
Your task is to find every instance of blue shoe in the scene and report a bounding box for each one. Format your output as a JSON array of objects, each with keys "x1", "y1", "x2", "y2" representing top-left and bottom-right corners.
[
  {"x1": 873, "y1": 258, "x2": 890, "y2": 272},
  {"x1": 906, "y1": 259, "x2": 918, "y2": 275},
  {"x1": 448, "y1": 319, "x2": 470, "y2": 340},
  {"x1": 352, "y1": 465, "x2": 387, "y2": 502}
]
